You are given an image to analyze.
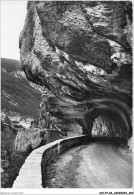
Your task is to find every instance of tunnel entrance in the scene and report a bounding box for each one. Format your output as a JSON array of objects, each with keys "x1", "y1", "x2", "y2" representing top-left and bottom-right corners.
[{"x1": 85, "y1": 107, "x2": 132, "y2": 143}]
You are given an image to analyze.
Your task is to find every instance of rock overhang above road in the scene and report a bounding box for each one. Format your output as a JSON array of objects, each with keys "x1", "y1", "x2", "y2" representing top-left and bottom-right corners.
[{"x1": 19, "y1": 1, "x2": 132, "y2": 140}]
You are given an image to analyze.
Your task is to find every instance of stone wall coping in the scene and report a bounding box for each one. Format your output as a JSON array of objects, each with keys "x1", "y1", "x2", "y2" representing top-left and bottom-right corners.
[{"x1": 12, "y1": 135, "x2": 88, "y2": 188}]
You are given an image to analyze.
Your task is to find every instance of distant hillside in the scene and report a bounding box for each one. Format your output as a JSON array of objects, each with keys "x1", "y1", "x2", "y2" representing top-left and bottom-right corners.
[
  {"x1": 1, "y1": 58, "x2": 42, "y2": 118},
  {"x1": 1, "y1": 58, "x2": 22, "y2": 72}
]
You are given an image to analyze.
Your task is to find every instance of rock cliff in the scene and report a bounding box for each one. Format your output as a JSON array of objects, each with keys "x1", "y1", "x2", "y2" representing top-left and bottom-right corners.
[{"x1": 19, "y1": 1, "x2": 132, "y2": 141}]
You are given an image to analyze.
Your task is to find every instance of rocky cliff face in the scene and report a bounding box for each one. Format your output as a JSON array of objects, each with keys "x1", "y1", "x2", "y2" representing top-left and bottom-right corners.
[
  {"x1": 19, "y1": 1, "x2": 132, "y2": 141},
  {"x1": 14, "y1": 128, "x2": 45, "y2": 152}
]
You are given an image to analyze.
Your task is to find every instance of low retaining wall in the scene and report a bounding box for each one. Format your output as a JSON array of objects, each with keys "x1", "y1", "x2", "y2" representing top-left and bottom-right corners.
[
  {"x1": 41, "y1": 135, "x2": 92, "y2": 187},
  {"x1": 13, "y1": 135, "x2": 126, "y2": 188},
  {"x1": 13, "y1": 135, "x2": 91, "y2": 188},
  {"x1": 41, "y1": 135, "x2": 127, "y2": 187}
]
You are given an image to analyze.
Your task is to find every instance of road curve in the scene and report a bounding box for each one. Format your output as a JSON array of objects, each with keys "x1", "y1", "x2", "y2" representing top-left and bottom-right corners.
[{"x1": 44, "y1": 141, "x2": 132, "y2": 188}]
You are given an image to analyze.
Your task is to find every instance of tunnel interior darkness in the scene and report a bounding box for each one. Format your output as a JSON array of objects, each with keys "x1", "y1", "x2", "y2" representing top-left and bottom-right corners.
[{"x1": 85, "y1": 108, "x2": 131, "y2": 142}]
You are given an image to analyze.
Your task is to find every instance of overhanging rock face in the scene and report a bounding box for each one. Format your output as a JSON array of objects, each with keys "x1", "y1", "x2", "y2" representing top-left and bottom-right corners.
[{"x1": 19, "y1": 1, "x2": 132, "y2": 140}]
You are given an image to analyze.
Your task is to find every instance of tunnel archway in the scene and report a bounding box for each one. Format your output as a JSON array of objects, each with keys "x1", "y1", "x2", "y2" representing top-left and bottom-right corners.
[{"x1": 84, "y1": 102, "x2": 132, "y2": 142}]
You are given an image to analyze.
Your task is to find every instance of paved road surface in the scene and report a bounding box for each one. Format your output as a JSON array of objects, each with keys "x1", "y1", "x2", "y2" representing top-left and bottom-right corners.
[{"x1": 45, "y1": 142, "x2": 132, "y2": 188}]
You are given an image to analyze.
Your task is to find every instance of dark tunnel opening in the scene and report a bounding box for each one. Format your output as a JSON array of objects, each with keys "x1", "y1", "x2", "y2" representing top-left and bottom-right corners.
[{"x1": 85, "y1": 107, "x2": 132, "y2": 144}]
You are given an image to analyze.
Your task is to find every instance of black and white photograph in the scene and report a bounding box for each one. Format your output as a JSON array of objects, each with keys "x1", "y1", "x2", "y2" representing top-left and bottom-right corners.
[{"x1": 1, "y1": 0, "x2": 133, "y2": 194}]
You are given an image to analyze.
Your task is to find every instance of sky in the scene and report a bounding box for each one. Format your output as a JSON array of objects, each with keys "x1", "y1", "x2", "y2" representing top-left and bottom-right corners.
[{"x1": 1, "y1": 1, "x2": 27, "y2": 60}]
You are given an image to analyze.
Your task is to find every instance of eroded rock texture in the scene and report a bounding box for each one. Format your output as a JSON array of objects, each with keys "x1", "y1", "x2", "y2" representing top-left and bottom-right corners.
[{"x1": 19, "y1": 1, "x2": 132, "y2": 141}]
